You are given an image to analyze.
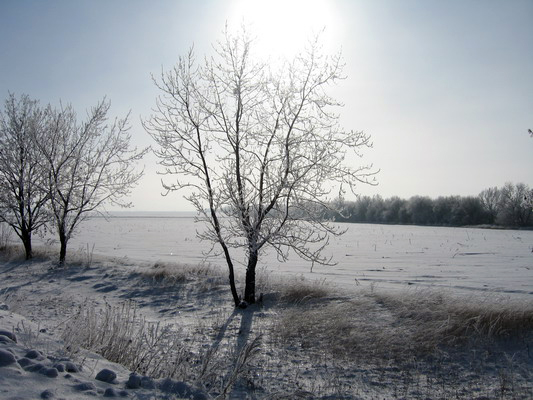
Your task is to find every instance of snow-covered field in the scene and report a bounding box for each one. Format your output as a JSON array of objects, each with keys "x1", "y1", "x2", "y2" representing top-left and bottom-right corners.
[
  {"x1": 50, "y1": 213, "x2": 533, "y2": 298},
  {"x1": 1, "y1": 215, "x2": 532, "y2": 399}
]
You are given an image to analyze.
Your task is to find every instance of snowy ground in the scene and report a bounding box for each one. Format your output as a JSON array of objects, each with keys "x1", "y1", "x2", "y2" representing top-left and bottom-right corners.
[
  {"x1": 0, "y1": 255, "x2": 211, "y2": 400},
  {"x1": 51, "y1": 214, "x2": 533, "y2": 297},
  {"x1": 1, "y1": 218, "x2": 532, "y2": 399}
]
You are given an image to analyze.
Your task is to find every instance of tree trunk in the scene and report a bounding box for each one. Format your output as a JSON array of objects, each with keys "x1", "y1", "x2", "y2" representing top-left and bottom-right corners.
[
  {"x1": 227, "y1": 258, "x2": 240, "y2": 307},
  {"x1": 244, "y1": 251, "x2": 258, "y2": 304},
  {"x1": 218, "y1": 241, "x2": 240, "y2": 307},
  {"x1": 21, "y1": 231, "x2": 32, "y2": 260},
  {"x1": 58, "y1": 231, "x2": 68, "y2": 266}
]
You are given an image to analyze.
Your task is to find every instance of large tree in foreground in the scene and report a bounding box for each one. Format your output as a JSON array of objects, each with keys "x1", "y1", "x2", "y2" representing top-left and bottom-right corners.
[
  {"x1": 0, "y1": 94, "x2": 49, "y2": 259},
  {"x1": 41, "y1": 99, "x2": 146, "y2": 265},
  {"x1": 145, "y1": 30, "x2": 376, "y2": 307}
]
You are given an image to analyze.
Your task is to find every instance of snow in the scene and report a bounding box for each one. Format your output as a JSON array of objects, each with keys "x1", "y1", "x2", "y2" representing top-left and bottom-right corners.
[
  {"x1": 45, "y1": 215, "x2": 533, "y2": 298},
  {"x1": 1, "y1": 215, "x2": 532, "y2": 399},
  {"x1": 0, "y1": 259, "x2": 209, "y2": 400}
]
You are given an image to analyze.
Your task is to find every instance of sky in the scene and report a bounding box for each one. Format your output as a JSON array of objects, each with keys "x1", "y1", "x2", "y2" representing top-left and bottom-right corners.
[{"x1": 1, "y1": 0, "x2": 532, "y2": 211}]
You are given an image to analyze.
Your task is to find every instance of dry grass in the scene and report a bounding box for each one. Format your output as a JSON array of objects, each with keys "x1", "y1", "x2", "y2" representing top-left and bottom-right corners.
[
  {"x1": 0, "y1": 241, "x2": 94, "y2": 267},
  {"x1": 273, "y1": 296, "x2": 408, "y2": 360},
  {"x1": 273, "y1": 288, "x2": 533, "y2": 360},
  {"x1": 60, "y1": 299, "x2": 261, "y2": 396},
  {"x1": 139, "y1": 261, "x2": 227, "y2": 290},
  {"x1": 0, "y1": 244, "x2": 21, "y2": 261},
  {"x1": 137, "y1": 263, "x2": 533, "y2": 390},
  {"x1": 269, "y1": 287, "x2": 533, "y2": 399},
  {"x1": 262, "y1": 274, "x2": 331, "y2": 304},
  {"x1": 0, "y1": 222, "x2": 12, "y2": 250},
  {"x1": 374, "y1": 289, "x2": 533, "y2": 345},
  {"x1": 61, "y1": 300, "x2": 185, "y2": 376}
]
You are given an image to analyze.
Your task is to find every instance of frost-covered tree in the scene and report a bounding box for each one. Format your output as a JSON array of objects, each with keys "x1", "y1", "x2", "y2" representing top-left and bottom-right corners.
[
  {"x1": 496, "y1": 182, "x2": 532, "y2": 227},
  {"x1": 479, "y1": 187, "x2": 501, "y2": 224},
  {"x1": 145, "y1": 29, "x2": 376, "y2": 307},
  {"x1": 40, "y1": 99, "x2": 146, "y2": 265},
  {"x1": 408, "y1": 196, "x2": 435, "y2": 225},
  {"x1": 0, "y1": 94, "x2": 49, "y2": 259}
]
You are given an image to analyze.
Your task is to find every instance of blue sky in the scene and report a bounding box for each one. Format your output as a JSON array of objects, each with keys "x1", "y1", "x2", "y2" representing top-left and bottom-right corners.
[{"x1": 1, "y1": 0, "x2": 531, "y2": 211}]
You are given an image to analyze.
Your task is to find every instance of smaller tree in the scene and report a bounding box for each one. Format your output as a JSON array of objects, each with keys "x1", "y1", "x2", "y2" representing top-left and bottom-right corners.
[
  {"x1": 40, "y1": 99, "x2": 147, "y2": 265},
  {"x1": 0, "y1": 93, "x2": 49, "y2": 259}
]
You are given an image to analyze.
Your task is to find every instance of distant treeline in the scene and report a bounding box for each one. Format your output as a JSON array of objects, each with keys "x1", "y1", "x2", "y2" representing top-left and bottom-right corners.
[{"x1": 330, "y1": 182, "x2": 533, "y2": 228}]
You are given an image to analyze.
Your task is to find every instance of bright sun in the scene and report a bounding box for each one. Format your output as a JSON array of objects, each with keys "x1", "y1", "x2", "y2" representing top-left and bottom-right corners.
[{"x1": 227, "y1": 0, "x2": 341, "y2": 58}]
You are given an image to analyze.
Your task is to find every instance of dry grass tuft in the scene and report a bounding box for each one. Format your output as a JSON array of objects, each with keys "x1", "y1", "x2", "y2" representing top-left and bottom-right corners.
[
  {"x1": 142, "y1": 262, "x2": 189, "y2": 284},
  {"x1": 61, "y1": 300, "x2": 186, "y2": 377},
  {"x1": 273, "y1": 275, "x2": 332, "y2": 304},
  {"x1": 140, "y1": 261, "x2": 226, "y2": 289},
  {"x1": 0, "y1": 243, "x2": 58, "y2": 264}
]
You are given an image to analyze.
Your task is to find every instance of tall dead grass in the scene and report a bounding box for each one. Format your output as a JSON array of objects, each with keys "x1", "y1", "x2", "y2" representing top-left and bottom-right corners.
[
  {"x1": 139, "y1": 261, "x2": 227, "y2": 291},
  {"x1": 374, "y1": 289, "x2": 533, "y2": 345},
  {"x1": 277, "y1": 276, "x2": 331, "y2": 304},
  {"x1": 274, "y1": 288, "x2": 533, "y2": 361},
  {"x1": 256, "y1": 272, "x2": 332, "y2": 305},
  {"x1": 62, "y1": 301, "x2": 186, "y2": 376},
  {"x1": 61, "y1": 299, "x2": 261, "y2": 396}
]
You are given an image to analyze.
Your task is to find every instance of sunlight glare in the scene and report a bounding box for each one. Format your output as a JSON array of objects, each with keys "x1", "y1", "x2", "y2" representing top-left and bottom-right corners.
[{"x1": 227, "y1": 0, "x2": 341, "y2": 59}]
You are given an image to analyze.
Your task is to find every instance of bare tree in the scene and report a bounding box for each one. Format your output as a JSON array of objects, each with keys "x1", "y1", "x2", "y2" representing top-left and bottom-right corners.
[
  {"x1": 40, "y1": 99, "x2": 147, "y2": 265},
  {"x1": 497, "y1": 182, "x2": 532, "y2": 227},
  {"x1": 479, "y1": 186, "x2": 501, "y2": 224},
  {"x1": 0, "y1": 93, "x2": 49, "y2": 259},
  {"x1": 145, "y1": 29, "x2": 376, "y2": 307}
]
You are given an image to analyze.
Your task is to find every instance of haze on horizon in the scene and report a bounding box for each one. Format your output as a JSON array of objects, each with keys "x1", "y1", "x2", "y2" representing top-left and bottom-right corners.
[{"x1": 1, "y1": 0, "x2": 531, "y2": 212}]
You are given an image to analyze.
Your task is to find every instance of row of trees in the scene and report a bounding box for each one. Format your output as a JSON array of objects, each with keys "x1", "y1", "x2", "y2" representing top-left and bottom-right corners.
[
  {"x1": 331, "y1": 182, "x2": 532, "y2": 227},
  {"x1": 0, "y1": 93, "x2": 146, "y2": 264}
]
